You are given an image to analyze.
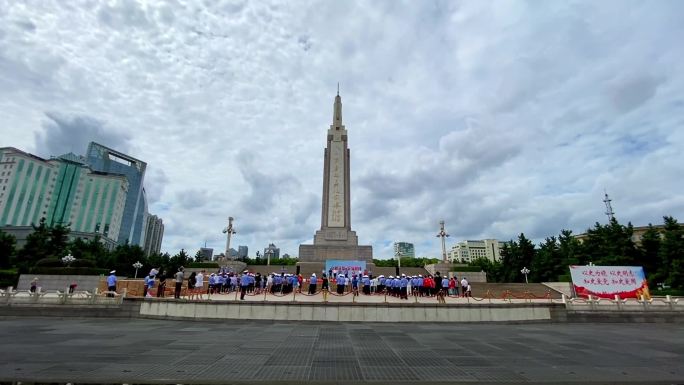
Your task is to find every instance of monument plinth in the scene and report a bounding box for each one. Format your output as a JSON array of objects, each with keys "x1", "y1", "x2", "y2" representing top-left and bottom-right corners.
[{"x1": 299, "y1": 91, "x2": 373, "y2": 263}]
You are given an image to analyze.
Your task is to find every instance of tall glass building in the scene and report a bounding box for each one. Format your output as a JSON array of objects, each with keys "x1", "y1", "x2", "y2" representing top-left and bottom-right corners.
[{"x1": 85, "y1": 142, "x2": 148, "y2": 246}]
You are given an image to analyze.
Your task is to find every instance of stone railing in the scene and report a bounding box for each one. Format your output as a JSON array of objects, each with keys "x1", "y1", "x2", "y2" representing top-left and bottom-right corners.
[
  {"x1": 0, "y1": 286, "x2": 126, "y2": 306},
  {"x1": 562, "y1": 294, "x2": 682, "y2": 312}
]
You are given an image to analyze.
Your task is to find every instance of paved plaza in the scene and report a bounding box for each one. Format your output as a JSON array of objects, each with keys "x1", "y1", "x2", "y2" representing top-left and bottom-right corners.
[{"x1": 0, "y1": 318, "x2": 682, "y2": 384}]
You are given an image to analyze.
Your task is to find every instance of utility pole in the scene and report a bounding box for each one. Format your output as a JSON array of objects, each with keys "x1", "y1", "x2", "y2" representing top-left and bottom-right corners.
[
  {"x1": 603, "y1": 191, "x2": 615, "y2": 222},
  {"x1": 436, "y1": 220, "x2": 450, "y2": 263},
  {"x1": 222, "y1": 217, "x2": 236, "y2": 258}
]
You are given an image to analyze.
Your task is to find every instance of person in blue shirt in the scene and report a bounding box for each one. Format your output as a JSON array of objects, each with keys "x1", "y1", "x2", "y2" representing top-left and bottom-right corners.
[
  {"x1": 309, "y1": 273, "x2": 318, "y2": 294},
  {"x1": 106, "y1": 270, "x2": 117, "y2": 297},
  {"x1": 144, "y1": 273, "x2": 155, "y2": 298},
  {"x1": 362, "y1": 275, "x2": 371, "y2": 295},
  {"x1": 351, "y1": 275, "x2": 359, "y2": 296},
  {"x1": 240, "y1": 271, "x2": 251, "y2": 300},
  {"x1": 378, "y1": 275, "x2": 385, "y2": 293},
  {"x1": 336, "y1": 274, "x2": 346, "y2": 294},
  {"x1": 400, "y1": 274, "x2": 409, "y2": 299}
]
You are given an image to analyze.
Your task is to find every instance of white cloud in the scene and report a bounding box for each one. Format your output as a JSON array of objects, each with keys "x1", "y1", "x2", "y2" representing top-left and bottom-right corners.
[{"x1": 1, "y1": 0, "x2": 683, "y2": 257}]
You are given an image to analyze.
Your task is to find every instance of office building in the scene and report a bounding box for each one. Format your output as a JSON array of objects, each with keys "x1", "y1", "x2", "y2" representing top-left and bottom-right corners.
[
  {"x1": 238, "y1": 245, "x2": 248, "y2": 259},
  {"x1": 393, "y1": 242, "x2": 415, "y2": 258},
  {"x1": 143, "y1": 214, "x2": 164, "y2": 256},
  {"x1": 263, "y1": 243, "x2": 280, "y2": 259},
  {"x1": 198, "y1": 247, "x2": 213, "y2": 261},
  {"x1": 85, "y1": 142, "x2": 148, "y2": 246},
  {"x1": 0, "y1": 147, "x2": 128, "y2": 248},
  {"x1": 449, "y1": 239, "x2": 505, "y2": 263}
]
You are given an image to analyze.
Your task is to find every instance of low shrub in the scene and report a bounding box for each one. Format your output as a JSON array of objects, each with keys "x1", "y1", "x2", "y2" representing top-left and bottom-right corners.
[
  {"x1": 29, "y1": 267, "x2": 109, "y2": 275},
  {"x1": 187, "y1": 262, "x2": 219, "y2": 268}
]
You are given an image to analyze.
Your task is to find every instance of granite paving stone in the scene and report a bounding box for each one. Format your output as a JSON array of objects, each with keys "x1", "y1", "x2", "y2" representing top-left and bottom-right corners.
[{"x1": 0, "y1": 317, "x2": 681, "y2": 384}]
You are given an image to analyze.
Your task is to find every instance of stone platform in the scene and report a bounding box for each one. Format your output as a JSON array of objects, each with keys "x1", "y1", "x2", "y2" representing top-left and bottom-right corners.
[{"x1": 298, "y1": 244, "x2": 373, "y2": 262}]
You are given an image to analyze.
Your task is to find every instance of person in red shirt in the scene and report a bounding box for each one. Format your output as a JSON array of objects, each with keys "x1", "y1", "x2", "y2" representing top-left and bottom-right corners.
[{"x1": 448, "y1": 277, "x2": 457, "y2": 296}]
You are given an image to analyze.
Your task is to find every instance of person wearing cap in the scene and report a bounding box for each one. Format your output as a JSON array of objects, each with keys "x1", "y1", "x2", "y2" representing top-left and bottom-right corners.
[
  {"x1": 336, "y1": 273, "x2": 345, "y2": 294},
  {"x1": 239, "y1": 270, "x2": 251, "y2": 300},
  {"x1": 351, "y1": 275, "x2": 359, "y2": 296},
  {"x1": 362, "y1": 275, "x2": 371, "y2": 295},
  {"x1": 144, "y1": 272, "x2": 156, "y2": 298},
  {"x1": 107, "y1": 271, "x2": 117, "y2": 297},
  {"x1": 254, "y1": 273, "x2": 262, "y2": 294},
  {"x1": 30, "y1": 277, "x2": 39, "y2": 294},
  {"x1": 309, "y1": 273, "x2": 318, "y2": 294},
  {"x1": 399, "y1": 274, "x2": 408, "y2": 299},
  {"x1": 378, "y1": 275, "x2": 385, "y2": 294},
  {"x1": 174, "y1": 267, "x2": 184, "y2": 299}
]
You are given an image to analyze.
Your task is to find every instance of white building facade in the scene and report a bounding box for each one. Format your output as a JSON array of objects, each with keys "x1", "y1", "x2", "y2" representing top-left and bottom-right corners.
[{"x1": 448, "y1": 239, "x2": 505, "y2": 263}]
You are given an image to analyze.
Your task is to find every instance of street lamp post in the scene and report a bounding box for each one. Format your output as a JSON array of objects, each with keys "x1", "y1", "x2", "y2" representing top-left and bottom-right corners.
[
  {"x1": 520, "y1": 267, "x2": 530, "y2": 284},
  {"x1": 133, "y1": 261, "x2": 143, "y2": 279},
  {"x1": 222, "y1": 217, "x2": 236, "y2": 258},
  {"x1": 61, "y1": 253, "x2": 75, "y2": 267},
  {"x1": 435, "y1": 220, "x2": 450, "y2": 263}
]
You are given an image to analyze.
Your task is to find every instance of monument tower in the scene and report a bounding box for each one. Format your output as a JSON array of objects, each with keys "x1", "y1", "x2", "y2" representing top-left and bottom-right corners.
[{"x1": 299, "y1": 91, "x2": 373, "y2": 263}]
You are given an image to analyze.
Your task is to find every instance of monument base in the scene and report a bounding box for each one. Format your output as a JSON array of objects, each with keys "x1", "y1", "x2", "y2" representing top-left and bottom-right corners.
[{"x1": 298, "y1": 244, "x2": 373, "y2": 262}]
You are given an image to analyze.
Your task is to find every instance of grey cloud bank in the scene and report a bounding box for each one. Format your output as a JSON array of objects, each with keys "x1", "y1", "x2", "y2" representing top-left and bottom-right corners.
[{"x1": 1, "y1": 1, "x2": 683, "y2": 258}]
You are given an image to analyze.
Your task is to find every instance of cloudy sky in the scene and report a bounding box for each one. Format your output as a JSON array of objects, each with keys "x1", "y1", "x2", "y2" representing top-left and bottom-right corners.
[{"x1": 1, "y1": 1, "x2": 683, "y2": 258}]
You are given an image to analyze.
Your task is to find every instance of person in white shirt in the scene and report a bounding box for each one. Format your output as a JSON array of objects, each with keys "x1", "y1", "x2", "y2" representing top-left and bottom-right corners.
[
  {"x1": 195, "y1": 270, "x2": 205, "y2": 300},
  {"x1": 460, "y1": 277, "x2": 468, "y2": 296}
]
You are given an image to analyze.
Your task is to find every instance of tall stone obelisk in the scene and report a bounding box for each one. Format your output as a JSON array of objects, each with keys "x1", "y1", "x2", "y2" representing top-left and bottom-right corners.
[{"x1": 299, "y1": 91, "x2": 372, "y2": 262}]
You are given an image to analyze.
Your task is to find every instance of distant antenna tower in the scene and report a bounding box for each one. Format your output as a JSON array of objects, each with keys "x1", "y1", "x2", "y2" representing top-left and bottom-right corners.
[{"x1": 603, "y1": 191, "x2": 615, "y2": 221}]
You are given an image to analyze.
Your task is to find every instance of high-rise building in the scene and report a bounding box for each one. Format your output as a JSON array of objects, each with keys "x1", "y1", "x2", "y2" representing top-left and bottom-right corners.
[
  {"x1": 85, "y1": 142, "x2": 148, "y2": 246},
  {"x1": 448, "y1": 239, "x2": 505, "y2": 263},
  {"x1": 264, "y1": 243, "x2": 280, "y2": 259},
  {"x1": 0, "y1": 147, "x2": 128, "y2": 248},
  {"x1": 238, "y1": 245, "x2": 248, "y2": 259},
  {"x1": 393, "y1": 242, "x2": 415, "y2": 258},
  {"x1": 198, "y1": 247, "x2": 213, "y2": 261},
  {"x1": 143, "y1": 214, "x2": 164, "y2": 256}
]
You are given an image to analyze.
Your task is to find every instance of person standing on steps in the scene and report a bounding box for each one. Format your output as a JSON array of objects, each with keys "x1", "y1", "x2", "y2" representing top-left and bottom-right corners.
[
  {"x1": 240, "y1": 270, "x2": 252, "y2": 300},
  {"x1": 106, "y1": 271, "x2": 117, "y2": 297},
  {"x1": 174, "y1": 267, "x2": 184, "y2": 299},
  {"x1": 309, "y1": 273, "x2": 318, "y2": 294}
]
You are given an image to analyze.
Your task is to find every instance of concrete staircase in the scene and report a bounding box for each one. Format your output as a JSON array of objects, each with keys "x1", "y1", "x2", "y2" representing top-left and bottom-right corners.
[{"x1": 469, "y1": 283, "x2": 562, "y2": 299}]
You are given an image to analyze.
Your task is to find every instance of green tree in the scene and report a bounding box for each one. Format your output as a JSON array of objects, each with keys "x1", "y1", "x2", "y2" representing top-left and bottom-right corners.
[
  {"x1": 0, "y1": 229, "x2": 16, "y2": 268},
  {"x1": 168, "y1": 249, "x2": 191, "y2": 274},
  {"x1": 17, "y1": 218, "x2": 52, "y2": 267},
  {"x1": 48, "y1": 223, "x2": 71, "y2": 258},
  {"x1": 500, "y1": 233, "x2": 536, "y2": 282},
  {"x1": 532, "y1": 236, "x2": 561, "y2": 282},
  {"x1": 581, "y1": 218, "x2": 639, "y2": 266},
  {"x1": 110, "y1": 243, "x2": 148, "y2": 277},
  {"x1": 658, "y1": 216, "x2": 684, "y2": 288},
  {"x1": 639, "y1": 224, "x2": 661, "y2": 282},
  {"x1": 469, "y1": 257, "x2": 503, "y2": 282}
]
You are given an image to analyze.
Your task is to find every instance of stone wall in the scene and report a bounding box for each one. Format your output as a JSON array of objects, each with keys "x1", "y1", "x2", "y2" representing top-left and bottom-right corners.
[
  {"x1": 17, "y1": 274, "x2": 104, "y2": 292},
  {"x1": 139, "y1": 301, "x2": 555, "y2": 323}
]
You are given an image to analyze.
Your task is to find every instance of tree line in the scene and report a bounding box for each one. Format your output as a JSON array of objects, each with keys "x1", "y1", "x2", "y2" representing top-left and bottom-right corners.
[
  {"x1": 469, "y1": 216, "x2": 683, "y2": 288},
  {"x1": 0, "y1": 218, "x2": 194, "y2": 278}
]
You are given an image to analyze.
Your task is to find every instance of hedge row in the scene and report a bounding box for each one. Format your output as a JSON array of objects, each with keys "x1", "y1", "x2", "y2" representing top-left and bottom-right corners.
[
  {"x1": 0, "y1": 269, "x2": 19, "y2": 288},
  {"x1": 451, "y1": 266, "x2": 485, "y2": 272},
  {"x1": 34, "y1": 258, "x2": 96, "y2": 268},
  {"x1": 29, "y1": 267, "x2": 109, "y2": 275},
  {"x1": 187, "y1": 262, "x2": 220, "y2": 268}
]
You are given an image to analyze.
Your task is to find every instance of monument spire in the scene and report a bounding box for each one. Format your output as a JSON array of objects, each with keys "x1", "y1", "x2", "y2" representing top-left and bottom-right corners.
[{"x1": 333, "y1": 88, "x2": 342, "y2": 125}]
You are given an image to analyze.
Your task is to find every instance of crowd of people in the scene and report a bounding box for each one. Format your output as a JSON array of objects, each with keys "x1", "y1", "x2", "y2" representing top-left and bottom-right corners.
[{"x1": 130, "y1": 267, "x2": 473, "y2": 300}]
